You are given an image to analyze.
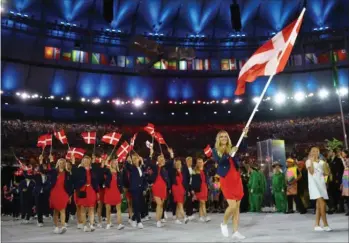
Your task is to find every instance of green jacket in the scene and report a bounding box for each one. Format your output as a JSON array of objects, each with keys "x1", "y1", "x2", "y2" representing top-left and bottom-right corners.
[
  {"x1": 248, "y1": 170, "x2": 266, "y2": 193},
  {"x1": 272, "y1": 172, "x2": 286, "y2": 193}
]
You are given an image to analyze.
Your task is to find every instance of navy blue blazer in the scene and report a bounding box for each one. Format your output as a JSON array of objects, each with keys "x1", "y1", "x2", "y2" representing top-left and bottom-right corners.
[
  {"x1": 32, "y1": 173, "x2": 50, "y2": 196},
  {"x1": 145, "y1": 158, "x2": 170, "y2": 188},
  {"x1": 72, "y1": 165, "x2": 99, "y2": 192},
  {"x1": 191, "y1": 169, "x2": 210, "y2": 193},
  {"x1": 125, "y1": 162, "x2": 147, "y2": 194},
  {"x1": 212, "y1": 138, "x2": 247, "y2": 178},
  {"x1": 104, "y1": 169, "x2": 123, "y2": 193},
  {"x1": 18, "y1": 179, "x2": 35, "y2": 200},
  {"x1": 92, "y1": 163, "x2": 105, "y2": 188}
]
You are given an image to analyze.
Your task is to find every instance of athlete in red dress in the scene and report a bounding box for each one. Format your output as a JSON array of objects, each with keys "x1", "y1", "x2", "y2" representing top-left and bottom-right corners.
[
  {"x1": 193, "y1": 158, "x2": 210, "y2": 222},
  {"x1": 213, "y1": 129, "x2": 248, "y2": 240}
]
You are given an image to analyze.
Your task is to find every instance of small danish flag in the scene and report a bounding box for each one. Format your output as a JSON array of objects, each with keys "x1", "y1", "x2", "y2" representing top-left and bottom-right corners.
[
  {"x1": 37, "y1": 134, "x2": 52, "y2": 148},
  {"x1": 144, "y1": 123, "x2": 155, "y2": 136},
  {"x1": 154, "y1": 132, "x2": 166, "y2": 145},
  {"x1": 204, "y1": 145, "x2": 213, "y2": 158},
  {"x1": 66, "y1": 147, "x2": 86, "y2": 160},
  {"x1": 54, "y1": 130, "x2": 68, "y2": 144},
  {"x1": 101, "y1": 132, "x2": 122, "y2": 146},
  {"x1": 116, "y1": 141, "x2": 131, "y2": 161},
  {"x1": 81, "y1": 131, "x2": 97, "y2": 144}
]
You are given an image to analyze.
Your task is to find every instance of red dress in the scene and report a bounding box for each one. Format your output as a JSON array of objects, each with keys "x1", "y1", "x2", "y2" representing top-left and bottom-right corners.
[
  {"x1": 75, "y1": 169, "x2": 97, "y2": 207},
  {"x1": 172, "y1": 172, "x2": 185, "y2": 203},
  {"x1": 125, "y1": 171, "x2": 132, "y2": 200},
  {"x1": 195, "y1": 170, "x2": 208, "y2": 201},
  {"x1": 220, "y1": 158, "x2": 244, "y2": 200},
  {"x1": 104, "y1": 172, "x2": 122, "y2": 206},
  {"x1": 152, "y1": 167, "x2": 167, "y2": 200},
  {"x1": 49, "y1": 172, "x2": 69, "y2": 210},
  {"x1": 98, "y1": 188, "x2": 105, "y2": 203}
]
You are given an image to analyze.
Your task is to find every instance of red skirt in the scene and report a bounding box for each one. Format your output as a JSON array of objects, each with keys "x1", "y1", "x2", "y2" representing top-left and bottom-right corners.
[
  {"x1": 75, "y1": 186, "x2": 97, "y2": 207},
  {"x1": 98, "y1": 188, "x2": 105, "y2": 203},
  {"x1": 172, "y1": 184, "x2": 185, "y2": 203},
  {"x1": 195, "y1": 182, "x2": 208, "y2": 201},
  {"x1": 104, "y1": 187, "x2": 121, "y2": 206},
  {"x1": 49, "y1": 174, "x2": 69, "y2": 210},
  {"x1": 152, "y1": 176, "x2": 167, "y2": 200},
  {"x1": 220, "y1": 159, "x2": 244, "y2": 201}
]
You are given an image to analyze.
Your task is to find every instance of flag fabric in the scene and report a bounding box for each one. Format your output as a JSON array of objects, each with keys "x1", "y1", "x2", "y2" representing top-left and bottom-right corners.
[
  {"x1": 116, "y1": 141, "x2": 131, "y2": 161},
  {"x1": 95, "y1": 154, "x2": 108, "y2": 163},
  {"x1": 54, "y1": 130, "x2": 68, "y2": 144},
  {"x1": 37, "y1": 134, "x2": 52, "y2": 148},
  {"x1": 66, "y1": 147, "x2": 86, "y2": 160},
  {"x1": 81, "y1": 132, "x2": 97, "y2": 144},
  {"x1": 335, "y1": 49, "x2": 347, "y2": 61},
  {"x1": 144, "y1": 123, "x2": 155, "y2": 136},
  {"x1": 154, "y1": 132, "x2": 166, "y2": 145},
  {"x1": 235, "y1": 10, "x2": 305, "y2": 95},
  {"x1": 44, "y1": 46, "x2": 61, "y2": 60},
  {"x1": 101, "y1": 132, "x2": 122, "y2": 146},
  {"x1": 130, "y1": 133, "x2": 138, "y2": 150},
  {"x1": 146, "y1": 140, "x2": 153, "y2": 149},
  {"x1": 204, "y1": 145, "x2": 213, "y2": 158}
]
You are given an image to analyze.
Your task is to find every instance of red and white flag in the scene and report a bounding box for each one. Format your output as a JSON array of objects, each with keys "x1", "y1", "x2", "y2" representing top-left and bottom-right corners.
[
  {"x1": 66, "y1": 147, "x2": 86, "y2": 160},
  {"x1": 81, "y1": 131, "x2": 97, "y2": 144},
  {"x1": 95, "y1": 154, "x2": 108, "y2": 163},
  {"x1": 37, "y1": 134, "x2": 52, "y2": 148},
  {"x1": 144, "y1": 123, "x2": 155, "y2": 136},
  {"x1": 204, "y1": 145, "x2": 212, "y2": 158},
  {"x1": 154, "y1": 132, "x2": 166, "y2": 145},
  {"x1": 101, "y1": 132, "x2": 122, "y2": 146},
  {"x1": 146, "y1": 140, "x2": 153, "y2": 149},
  {"x1": 116, "y1": 141, "x2": 131, "y2": 161},
  {"x1": 235, "y1": 9, "x2": 305, "y2": 95},
  {"x1": 130, "y1": 133, "x2": 138, "y2": 150},
  {"x1": 54, "y1": 130, "x2": 68, "y2": 144}
]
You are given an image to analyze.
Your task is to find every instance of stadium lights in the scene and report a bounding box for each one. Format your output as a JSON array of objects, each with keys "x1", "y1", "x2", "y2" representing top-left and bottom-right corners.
[
  {"x1": 274, "y1": 92, "x2": 286, "y2": 105},
  {"x1": 143, "y1": 112, "x2": 147, "y2": 115},
  {"x1": 228, "y1": 111, "x2": 231, "y2": 114},
  {"x1": 133, "y1": 99, "x2": 144, "y2": 107},
  {"x1": 338, "y1": 87, "x2": 348, "y2": 97},
  {"x1": 21, "y1": 93, "x2": 29, "y2": 99},
  {"x1": 5, "y1": 103, "x2": 8, "y2": 105},
  {"x1": 92, "y1": 98, "x2": 101, "y2": 104},
  {"x1": 130, "y1": 112, "x2": 133, "y2": 115},
  {"x1": 185, "y1": 112, "x2": 188, "y2": 115},
  {"x1": 252, "y1": 97, "x2": 260, "y2": 103},
  {"x1": 65, "y1": 96, "x2": 70, "y2": 101},
  {"x1": 171, "y1": 112, "x2": 175, "y2": 115},
  {"x1": 50, "y1": 95, "x2": 54, "y2": 99},
  {"x1": 308, "y1": 93, "x2": 314, "y2": 97},
  {"x1": 214, "y1": 111, "x2": 217, "y2": 114},
  {"x1": 60, "y1": 22, "x2": 77, "y2": 27},
  {"x1": 234, "y1": 98, "x2": 242, "y2": 104},
  {"x1": 100, "y1": 111, "x2": 104, "y2": 114},
  {"x1": 55, "y1": 107, "x2": 58, "y2": 109},
  {"x1": 294, "y1": 92, "x2": 305, "y2": 102},
  {"x1": 81, "y1": 97, "x2": 86, "y2": 102},
  {"x1": 318, "y1": 89, "x2": 329, "y2": 99},
  {"x1": 16, "y1": 92, "x2": 21, "y2": 96},
  {"x1": 84, "y1": 110, "x2": 88, "y2": 114}
]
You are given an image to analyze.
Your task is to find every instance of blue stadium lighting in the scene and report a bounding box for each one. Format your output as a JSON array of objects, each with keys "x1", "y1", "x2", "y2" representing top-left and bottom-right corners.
[
  {"x1": 23, "y1": 14, "x2": 28, "y2": 17},
  {"x1": 106, "y1": 29, "x2": 111, "y2": 32},
  {"x1": 16, "y1": 13, "x2": 21, "y2": 16},
  {"x1": 112, "y1": 29, "x2": 116, "y2": 32},
  {"x1": 201, "y1": 35, "x2": 205, "y2": 38},
  {"x1": 154, "y1": 33, "x2": 159, "y2": 36},
  {"x1": 319, "y1": 27, "x2": 323, "y2": 30},
  {"x1": 160, "y1": 33, "x2": 164, "y2": 36},
  {"x1": 10, "y1": 11, "x2": 15, "y2": 14},
  {"x1": 325, "y1": 26, "x2": 329, "y2": 29},
  {"x1": 313, "y1": 28, "x2": 318, "y2": 31},
  {"x1": 242, "y1": 34, "x2": 246, "y2": 37},
  {"x1": 117, "y1": 30, "x2": 121, "y2": 33}
]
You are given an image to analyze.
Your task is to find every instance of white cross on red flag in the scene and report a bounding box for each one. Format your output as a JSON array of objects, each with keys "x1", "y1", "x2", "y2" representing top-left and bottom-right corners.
[
  {"x1": 101, "y1": 132, "x2": 122, "y2": 146},
  {"x1": 95, "y1": 154, "x2": 108, "y2": 163},
  {"x1": 235, "y1": 9, "x2": 305, "y2": 95},
  {"x1": 81, "y1": 131, "x2": 97, "y2": 144},
  {"x1": 116, "y1": 141, "x2": 131, "y2": 161},
  {"x1": 204, "y1": 145, "x2": 212, "y2": 158},
  {"x1": 37, "y1": 134, "x2": 52, "y2": 148},
  {"x1": 130, "y1": 133, "x2": 138, "y2": 150},
  {"x1": 144, "y1": 123, "x2": 155, "y2": 136},
  {"x1": 54, "y1": 130, "x2": 68, "y2": 144},
  {"x1": 154, "y1": 132, "x2": 166, "y2": 145},
  {"x1": 66, "y1": 147, "x2": 86, "y2": 160}
]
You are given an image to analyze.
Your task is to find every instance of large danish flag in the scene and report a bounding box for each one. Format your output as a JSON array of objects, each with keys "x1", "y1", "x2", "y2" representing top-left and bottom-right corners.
[
  {"x1": 54, "y1": 130, "x2": 68, "y2": 144},
  {"x1": 154, "y1": 132, "x2": 166, "y2": 145},
  {"x1": 144, "y1": 123, "x2": 155, "y2": 136},
  {"x1": 116, "y1": 141, "x2": 131, "y2": 161},
  {"x1": 204, "y1": 145, "x2": 213, "y2": 158},
  {"x1": 37, "y1": 134, "x2": 52, "y2": 148},
  {"x1": 66, "y1": 147, "x2": 86, "y2": 160},
  {"x1": 130, "y1": 133, "x2": 138, "y2": 150},
  {"x1": 101, "y1": 132, "x2": 122, "y2": 146},
  {"x1": 235, "y1": 9, "x2": 305, "y2": 95},
  {"x1": 81, "y1": 131, "x2": 97, "y2": 144}
]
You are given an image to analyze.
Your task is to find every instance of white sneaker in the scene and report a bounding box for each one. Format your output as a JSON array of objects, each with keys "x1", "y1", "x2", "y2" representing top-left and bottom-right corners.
[
  {"x1": 314, "y1": 226, "x2": 324, "y2": 232},
  {"x1": 90, "y1": 225, "x2": 95, "y2": 232},
  {"x1": 117, "y1": 224, "x2": 125, "y2": 230},
  {"x1": 184, "y1": 217, "x2": 189, "y2": 224},
  {"x1": 220, "y1": 223, "x2": 229, "y2": 237},
  {"x1": 172, "y1": 215, "x2": 177, "y2": 220},
  {"x1": 77, "y1": 223, "x2": 83, "y2": 229},
  {"x1": 323, "y1": 226, "x2": 332, "y2": 232},
  {"x1": 37, "y1": 223, "x2": 44, "y2": 227},
  {"x1": 70, "y1": 215, "x2": 74, "y2": 221},
  {"x1": 161, "y1": 218, "x2": 167, "y2": 223},
  {"x1": 105, "y1": 224, "x2": 111, "y2": 230},
  {"x1": 83, "y1": 225, "x2": 91, "y2": 232},
  {"x1": 156, "y1": 221, "x2": 164, "y2": 228},
  {"x1": 137, "y1": 223, "x2": 144, "y2": 229},
  {"x1": 142, "y1": 216, "x2": 150, "y2": 221},
  {"x1": 205, "y1": 216, "x2": 211, "y2": 222},
  {"x1": 22, "y1": 220, "x2": 29, "y2": 224},
  {"x1": 60, "y1": 227, "x2": 67, "y2": 234},
  {"x1": 188, "y1": 215, "x2": 195, "y2": 221},
  {"x1": 164, "y1": 212, "x2": 168, "y2": 219},
  {"x1": 175, "y1": 219, "x2": 182, "y2": 224},
  {"x1": 131, "y1": 221, "x2": 137, "y2": 228},
  {"x1": 97, "y1": 223, "x2": 102, "y2": 228},
  {"x1": 232, "y1": 231, "x2": 246, "y2": 240},
  {"x1": 64, "y1": 223, "x2": 68, "y2": 228},
  {"x1": 110, "y1": 223, "x2": 114, "y2": 227},
  {"x1": 128, "y1": 219, "x2": 133, "y2": 225},
  {"x1": 53, "y1": 227, "x2": 60, "y2": 234},
  {"x1": 199, "y1": 217, "x2": 205, "y2": 222}
]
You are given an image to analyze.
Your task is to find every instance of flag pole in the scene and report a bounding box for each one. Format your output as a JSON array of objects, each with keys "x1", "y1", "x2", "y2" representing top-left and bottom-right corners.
[
  {"x1": 331, "y1": 49, "x2": 348, "y2": 149},
  {"x1": 232, "y1": 8, "x2": 306, "y2": 156},
  {"x1": 50, "y1": 135, "x2": 53, "y2": 154}
]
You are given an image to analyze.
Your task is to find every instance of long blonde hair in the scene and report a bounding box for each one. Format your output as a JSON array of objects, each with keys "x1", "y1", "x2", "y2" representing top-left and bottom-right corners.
[
  {"x1": 215, "y1": 130, "x2": 233, "y2": 157},
  {"x1": 308, "y1": 147, "x2": 320, "y2": 162}
]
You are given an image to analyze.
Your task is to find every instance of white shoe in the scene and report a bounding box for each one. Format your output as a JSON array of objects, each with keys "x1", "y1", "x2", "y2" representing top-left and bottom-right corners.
[
  {"x1": 83, "y1": 225, "x2": 91, "y2": 232},
  {"x1": 142, "y1": 216, "x2": 150, "y2": 221},
  {"x1": 220, "y1": 223, "x2": 229, "y2": 237},
  {"x1": 164, "y1": 212, "x2": 168, "y2": 219},
  {"x1": 37, "y1": 223, "x2": 44, "y2": 227},
  {"x1": 188, "y1": 215, "x2": 195, "y2": 221},
  {"x1": 323, "y1": 226, "x2": 332, "y2": 232},
  {"x1": 105, "y1": 224, "x2": 111, "y2": 230},
  {"x1": 128, "y1": 219, "x2": 133, "y2": 225},
  {"x1": 184, "y1": 217, "x2": 189, "y2": 224},
  {"x1": 110, "y1": 223, "x2": 114, "y2": 227},
  {"x1": 53, "y1": 227, "x2": 60, "y2": 234},
  {"x1": 314, "y1": 226, "x2": 324, "y2": 232},
  {"x1": 117, "y1": 224, "x2": 125, "y2": 230},
  {"x1": 77, "y1": 223, "x2": 83, "y2": 229},
  {"x1": 175, "y1": 219, "x2": 182, "y2": 224},
  {"x1": 131, "y1": 221, "x2": 137, "y2": 228},
  {"x1": 22, "y1": 220, "x2": 29, "y2": 224},
  {"x1": 161, "y1": 218, "x2": 166, "y2": 223},
  {"x1": 205, "y1": 216, "x2": 211, "y2": 222},
  {"x1": 97, "y1": 223, "x2": 102, "y2": 228},
  {"x1": 60, "y1": 227, "x2": 67, "y2": 234},
  {"x1": 232, "y1": 231, "x2": 246, "y2": 240},
  {"x1": 64, "y1": 223, "x2": 68, "y2": 228},
  {"x1": 90, "y1": 225, "x2": 95, "y2": 232},
  {"x1": 70, "y1": 215, "x2": 74, "y2": 221},
  {"x1": 156, "y1": 221, "x2": 164, "y2": 228},
  {"x1": 172, "y1": 215, "x2": 177, "y2": 220},
  {"x1": 137, "y1": 223, "x2": 144, "y2": 229},
  {"x1": 199, "y1": 217, "x2": 205, "y2": 222}
]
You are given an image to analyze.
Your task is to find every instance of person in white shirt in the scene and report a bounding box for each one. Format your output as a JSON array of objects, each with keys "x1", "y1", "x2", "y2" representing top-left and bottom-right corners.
[{"x1": 306, "y1": 147, "x2": 332, "y2": 232}]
